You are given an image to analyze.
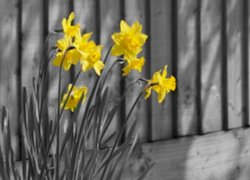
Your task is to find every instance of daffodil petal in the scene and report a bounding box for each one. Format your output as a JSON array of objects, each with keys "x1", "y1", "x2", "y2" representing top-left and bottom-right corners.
[
  {"x1": 111, "y1": 45, "x2": 124, "y2": 56},
  {"x1": 94, "y1": 61, "x2": 105, "y2": 76},
  {"x1": 144, "y1": 86, "x2": 152, "y2": 99},
  {"x1": 68, "y1": 12, "x2": 75, "y2": 24},
  {"x1": 120, "y1": 20, "x2": 130, "y2": 33}
]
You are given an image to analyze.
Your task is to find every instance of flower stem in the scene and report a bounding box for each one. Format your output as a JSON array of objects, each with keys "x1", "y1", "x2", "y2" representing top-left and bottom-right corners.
[
  {"x1": 92, "y1": 91, "x2": 144, "y2": 180},
  {"x1": 55, "y1": 49, "x2": 65, "y2": 180}
]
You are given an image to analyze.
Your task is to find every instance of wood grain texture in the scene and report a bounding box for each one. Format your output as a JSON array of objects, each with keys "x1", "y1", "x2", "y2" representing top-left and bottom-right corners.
[
  {"x1": 248, "y1": 0, "x2": 250, "y2": 127},
  {"x1": 125, "y1": 127, "x2": 250, "y2": 180},
  {"x1": 201, "y1": 0, "x2": 222, "y2": 133},
  {"x1": 177, "y1": 0, "x2": 198, "y2": 136},
  {"x1": 150, "y1": 0, "x2": 173, "y2": 140},
  {"x1": 74, "y1": 0, "x2": 97, "y2": 147},
  {"x1": 226, "y1": 0, "x2": 243, "y2": 129},
  {"x1": 74, "y1": 0, "x2": 97, "y2": 40},
  {"x1": 48, "y1": 0, "x2": 70, "y2": 151},
  {"x1": 22, "y1": 0, "x2": 42, "y2": 95},
  {"x1": 99, "y1": 0, "x2": 122, "y2": 142},
  {"x1": 242, "y1": 0, "x2": 249, "y2": 126},
  {"x1": 124, "y1": 0, "x2": 148, "y2": 142},
  {"x1": 48, "y1": 0, "x2": 69, "y2": 116},
  {"x1": 0, "y1": 0, "x2": 19, "y2": 155},
  {"x1": 14, "y1": 127, "x2": 250, "y2": 180}
]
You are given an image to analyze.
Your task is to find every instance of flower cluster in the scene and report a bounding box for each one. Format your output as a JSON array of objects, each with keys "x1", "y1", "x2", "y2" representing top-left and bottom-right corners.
[
  {"x1": 111, "y1": 20, "x2": 147, "y2": 76},
  {"x1": 53, "y1": 12, "x2": 106, "y2": 111},
  {"x1": 111, "y1": 20, "x2": 176, "y2": 103},
  {"x1": 53, "y1": 12, "x2": 176, "y2": 111},
  {"x1": 52, "y1": 12, "x2": 104, "y2": 75}
]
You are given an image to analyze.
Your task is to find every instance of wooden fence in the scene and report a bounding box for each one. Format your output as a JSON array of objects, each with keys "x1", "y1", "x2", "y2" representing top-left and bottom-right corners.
[{"x1": 0, "y1": 0, "x2": 250, "y2": 179}]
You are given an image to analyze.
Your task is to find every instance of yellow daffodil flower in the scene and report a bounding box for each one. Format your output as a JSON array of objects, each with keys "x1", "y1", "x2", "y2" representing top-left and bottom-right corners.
[
  {"x1": 122, "y1": 56, "x2": 145, "y2": 76},
  {"x1": 80, "y1": 44, "x2": 105, "y2": 76},
  {"x1": 52, "y1": 35, "x2": 80, "y2": 71},
  {"x1": 60, "y1": 84, "x2": 88, "y2": 112},
  {"x1": 111, "y1": 20, "x2": 148, "y2": 58},
  {"x1": 145, "y1": 66, "x2": 176, "y2": 103},
  {"x1": 62, "y1": 12, "x2": 80, "y2": 38},
  {"x1": 74, "y1": 32, "x2": 96, "y2": 59}
]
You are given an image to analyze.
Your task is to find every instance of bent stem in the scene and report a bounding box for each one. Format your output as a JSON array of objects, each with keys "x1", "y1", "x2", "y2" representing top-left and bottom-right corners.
[
  {"x1": 39, "y1": 48, "x2": 81, "y2": 180},
  {"x1": 56, "y1": 69, "x2": 82, "y2": 180},
  {"x1": 67, "y1": 47, "x2": 112, "y2": 179},
  {"x1": 92, "y1": 91, "x2": 144, "y2": 180},
  {"x1": 55, "y1": 48, "x2": 66, "y2": 180}
]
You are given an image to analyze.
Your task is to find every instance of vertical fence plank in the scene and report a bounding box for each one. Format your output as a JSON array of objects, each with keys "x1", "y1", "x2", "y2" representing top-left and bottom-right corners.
[
  {"x1": 74, "y1": 0, "x2": 98, "y2": 148},
  {"x1": 227, "y1": 0, "x2": 243, "y2": 129},
  {"x1": 22, "y1": 0, "x2": 43, "y2": 159},
  {"x1": 177, "y1": 0, "x2": 198, "y2": 136},
  {"x1": 145, "y1": 0, "x2": 152, "y2": 142},
  {"x1": 242, "y1": 0, "x2": 249, "y2": 127},
  {"x1": 48, "y1": 0, "x2": 70, "y2": 150},
  {"x1": 124, "y1": 0, "x2": 148, "y2": 142},
  {"x1": 171, "y1": 0, "x2": 178, "y2": 138},
  {"x1": 248, "y1": 0, "x2": 250, "y2": 127},
  {"x1": 221, "y1": 0, "x2": 229, "y2": 130},
  {"x1": 201, "y1": 0, "x2": 223, "y2": 133},
  {"x1": 48, "y1": 0, "x2": 69, "y2": 114},
  {"x1": 75, "y1": 0, "x2": 104, "y2": 149},
  {"x1": 246, "y1": 0, "x2": 250, "y2": 127},
  {"x1": 0, "y1": 0, "x2": 19, "y2": 155},
  {"x1": 74, "y1": 0, "x2": 96, "y2": 40},
  {"x1": 100, "y1": 0, "x2": 122, "y2": 141},
  {"x1": 150, "y1": 0, "x2": 172, "y2": 140},
  {"x1": 196, "y1": 0, "x2": 202, "y2": 135},
  {"x1": 22, "y1": 0, "x2": 42, "y2": 94}
]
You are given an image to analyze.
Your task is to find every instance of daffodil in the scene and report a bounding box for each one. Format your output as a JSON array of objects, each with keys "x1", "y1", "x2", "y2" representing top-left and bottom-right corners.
[
  {"x1": 74, "y1": 32, "x2": 96, "y2": 59},
  {"x1": 62, "y1": 12, "x2": 80, "y2": 38},
  {"x1": 111, "y1": 20, "x2": 147, "y2": 58},
  {"x1": 144, "y1": 66, "x2": 176, "y2": 103},
  {"x1": 122, "y1": 56, "x2": 145, "y2": 76},
  {"x1": 52, "y1": 35, "x2": 80, "y2": 71},
  {"x1": 60, "y1": 84, "x2": 88, "y2": 112},
  {"x1": 80, "y1": 44, "x2": 104, "y2": 76}
]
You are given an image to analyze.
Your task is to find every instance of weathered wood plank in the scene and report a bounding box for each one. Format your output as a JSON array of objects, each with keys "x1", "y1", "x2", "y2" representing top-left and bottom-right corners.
[
  {"x1": 150, "y1": 0, "x2": 172, "y2": 140},
  {"x1": 201, "y1": 0, "x2": 222, "y2": 133},
  {"x1": 124, "y1": 0, "x2": 148, "y2": 142},
  {"x1": 248, "y1": 0, "x2": 250, "y2": 127},
  {"x1": 14, "y1": 127, "x2": 250, "y2": 180},
  {"x1": 74, "y1": 0, "x2": 103, "y2": 149},
  {"x1": 74, "y1": 0, "x2": 97, "y2": 41},
  {"x1": 177, "y1": 0, "x2": 198, "y2": 136},
  {"x1": 171, "y1": 0, "x2": 178, "y2": 138},
  {"x1": 242, "y1": 0, "x2": 249, "y2": 126},
  {"x1": 226, "y1": 0, "x2": 243, "y2": 129},
  {"x1": 48, "y1": 0, "x2": 70, "y2": 117},
  {"x1": 99, "y1": 0, "x2": 122, "y2": 142},
  {"x1": 22, "y1": 0, "x2": 42, "y2": 95},
  {"x1": 0, "y1": 0, "x2": 19, "y2": 155},
  {"x1": 48, "y1": 0, "x2": 70, "y2": 151},
  {"x1": 126, "y1": 127, "x2": 250, "y2": 180},
  {"x1": 196, "y1": 0, "x2": 202, "y2": 134}
]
